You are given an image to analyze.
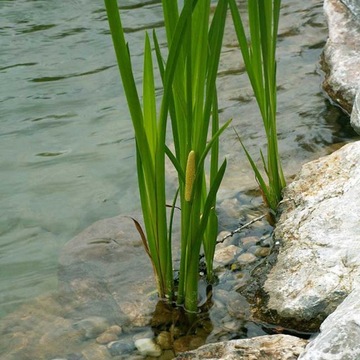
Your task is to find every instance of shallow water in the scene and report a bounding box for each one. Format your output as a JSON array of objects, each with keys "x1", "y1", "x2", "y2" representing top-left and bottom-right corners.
[{"x1": 0, "y1": 0, "x2": 358, "y2": 328}]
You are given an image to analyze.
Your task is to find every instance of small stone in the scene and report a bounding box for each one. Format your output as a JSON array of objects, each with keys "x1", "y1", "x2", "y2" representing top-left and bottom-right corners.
[
  {"x1": 247, "y1": 245, "x2": 259, "y2": 254},
  {"x1": 220, "y1": 197, "x2": 242, "y2": 218},
  {"x1": 119, "y1": 300, "x2": 153, "y2": 327},
  {"x1": 107, "y1": 339, "x2": 135, "y2": 356},
  {"x1": 214, "y1": 245, "x2": 241, "y2": 265},
  {"x1": 217, "y1": 230, "x2": 232, "y2": 244},
  {"x1": 96, "y1": 332, "x2": 118, "y2": 344},
  {"x1": 156, "y1": 331, "x2": 173, "y2": 350},
  {"x1": 241, "y1": 236, "x2": 258, "y2": 249},
  {"x1": 254, "y1": 247, "x2": 271, "y2": 257},
  {"x1": 81, "y1": 343, "x2": 111, "y2": 360},
  {"x1": 173, "y1": 335, "x2": 205, "y2": 354},
  {"x1": 260, "y1": 236, "x2": 273, "y2": 247},
  {"x1": 107, "y1": 325, "x2": 122, "y2": 335},
  {"x1": 73, "y1": 316, "x2": 109, "y2": 339},
  {"x1": 222, "y1": 320, "x2": 241, "y2": 332},
  {"x1": 237, "y1": 253, "x2": 257, "y2": 264},
  {"x1": 134, "y1": 338, "x2": 162, "y2": 357},
  {"x1": 161, "y1": 349, "x2": 176, "y2": 360}
]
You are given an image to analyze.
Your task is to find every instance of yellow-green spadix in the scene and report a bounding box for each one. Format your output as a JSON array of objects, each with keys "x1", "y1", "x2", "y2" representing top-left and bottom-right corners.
[{"x1": 185, "y1": 150, "x2": 196, "y2": 202}]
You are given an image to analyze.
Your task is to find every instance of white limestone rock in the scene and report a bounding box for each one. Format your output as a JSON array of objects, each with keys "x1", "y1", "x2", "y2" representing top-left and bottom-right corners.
[
  {"x1": 322, "y1": 0, "x2": 360, "y2": 114},
  {"x1": 134, "y1": 338, "x2": 162, "y2": 357},
  {"x1": 351, "y1": 91, "x2": 360, "y2": 134},
  {"x1": 299, "y1": 286, "x2": 360, "y2": 359},
  {"x1": 264, "y1": 141, "x2": 360, "y2": 324},
  {"x1": 175, "y1": 334, "x2": 307, "y2": 360}
]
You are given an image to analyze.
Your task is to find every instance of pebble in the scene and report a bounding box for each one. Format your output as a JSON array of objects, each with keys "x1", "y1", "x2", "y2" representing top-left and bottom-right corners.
[
  {"x1": 73, "y1": 316, "x2": 109, "y2": 339},
  {"x1": 241, "y1": 236, "x2": 259, "y2": 249},
  {"x1": 247, "y1": 245, "x2": 260, "y2": 254},
  {"x1": 119, "y1": 300, "x2": 153, "y2": 327},
  {"x1": 161, "y1": 349, "x2": 176, "y2": 360},
  {"x1": 107, "y1": 339, "x2": 135, "y2": 356},
  {"x1": 134, "y1": 338, "x2": 162, "y2": 357},
  {"x1": 222, "y1": 319, "x2": 242, "y2": 332},
  {"x1": 260, "y1": 235, "x2": 273, "y2": 247},
  {"x1": 214, "y1": 245, "x2": 241, "y2": 265},
  {"x1": 254, "y1": 247, "x2": 271, "y2": 257},
  {"x1": 237, "y1": 253, "x2": 257, "y2": 264},
  {"x1": 96, "y1": 332, "x2": 118, "y2": 344},
  {"x1": 107, "y1": 325, "x2": 122, "y2": 335},
  {"x1": 220, "y1": 197, "x2": 242, "y2": 218},
  {"x1": 173, "y1": 335, "x2": 205, "y2": 354},
  {"x1": 156, "y1": 331, "x2": 173, "y2": 350},
  {"x1": 216, "y1": 231, "x2": 232, "y2": 247}
]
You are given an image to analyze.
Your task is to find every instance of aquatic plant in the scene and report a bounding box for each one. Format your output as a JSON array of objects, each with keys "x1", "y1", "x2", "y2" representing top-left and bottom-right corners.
[
  {"x1": 104, "y1": 0, "x2": 229, "y2": 312},
  {"x1": 229, "y1": 0, "x2": 286, "y2": 211}
]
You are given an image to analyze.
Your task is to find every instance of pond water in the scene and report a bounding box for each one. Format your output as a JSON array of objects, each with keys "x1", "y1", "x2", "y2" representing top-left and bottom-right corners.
[{"x1": 0, "y1": 0, "x2": 358, "y2": 350}]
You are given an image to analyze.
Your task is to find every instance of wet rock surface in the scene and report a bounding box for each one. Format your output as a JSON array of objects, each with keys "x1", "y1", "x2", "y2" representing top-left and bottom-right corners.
[
  {"x1": 175, "y1": 334, "x2": 308, "y2": 360},
  {"x1": 299, "y1": 285, "x2": 360, "y2": 359},
  {"x1": 351, "y1": 91, "x2": 360, "y2": 134},
  {"x1": 322, "y1": 0, "x2": 360, "y2": 114},
  {"x1": 341, "y1": 0, "x2": 360, "y2": 17},
  {"x1": 262, "y1": 141, "x2": 360, "y2": 330}
]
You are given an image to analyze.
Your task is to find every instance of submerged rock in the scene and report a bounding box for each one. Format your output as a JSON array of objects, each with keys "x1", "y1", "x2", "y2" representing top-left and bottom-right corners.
[
  {"x1": 214, "y1": 244, "x2": 241, "y2": 266},
  {"x1": 107, "y1": 339, "x2": 136, "y2": 356},
  {"x1": 57, "y1": 214, "x2": 158, "y2": 325},
  {"x1": 299, "y1": 285, "x2": 360, "y2": 359},
  {"x1": 73, "y1": 316, "x2": 109, "y2": 339},
  {"x1": 134, "y1": 338, "x2": 162, "y2": 357},
  {"x1": 322, "y1": 0, "x2": 360, "y2": 114},
  {"x1": 175, "y1": 334, "x2": 307, "y2": 360},
  {"x1": 263, "y1": 141, "x2": 360, "y2": 329}
]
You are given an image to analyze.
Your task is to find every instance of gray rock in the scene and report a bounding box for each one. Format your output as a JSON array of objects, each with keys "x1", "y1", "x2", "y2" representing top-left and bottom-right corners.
[
  {"x1": 341, "y1": 0, "x2": 360, "y2": 17},
  {"x1": 264, "y1": 141, "x2": 360, "y2": 326},
  {"x1": 175, "y1": 334, "x2": 307, "y2": 360},
  {"x1": 322, "y1": 0, "x2": 360, "y2": 114},
  {"x1": 351, "y1": 91, "x2": 360, "y2": 134},
  {"x1": 107, "y1": 339, "x2": 136, "y2": 356},
  {"x1": 254, "y1": 246, "x2": 271, "y2": 257},
  {"x1": 57, "y1": 214, "x2": 158, "y2": 325},
  {"x1": 299, "y1": 286, "x2": 360, "y2": 359}
]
